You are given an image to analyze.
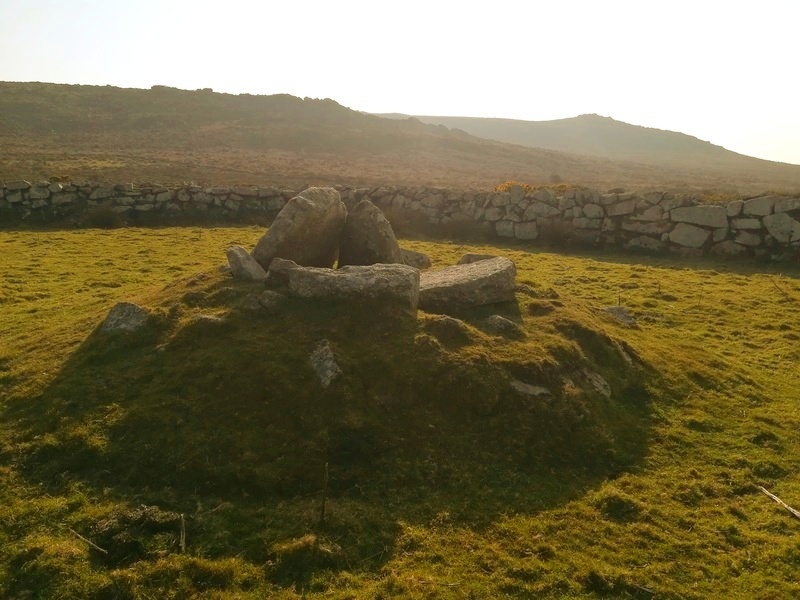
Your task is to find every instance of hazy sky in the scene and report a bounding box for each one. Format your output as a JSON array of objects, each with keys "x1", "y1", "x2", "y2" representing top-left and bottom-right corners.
[{"x1": 1, "y1": 0, "x2": 798, "y2": 164}]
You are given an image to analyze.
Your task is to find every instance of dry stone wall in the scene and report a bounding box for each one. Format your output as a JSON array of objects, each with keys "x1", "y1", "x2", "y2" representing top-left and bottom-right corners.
[{"x1": 2, "y1": 179, "x2": 799, "y2": 261}]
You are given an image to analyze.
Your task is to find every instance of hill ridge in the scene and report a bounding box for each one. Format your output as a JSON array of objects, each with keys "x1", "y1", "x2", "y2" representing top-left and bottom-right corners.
[
  {"x1": 380, "y1": 111, "x2": 797, "y2": 169},
  {"x1": 1, "y1": 81, "x2": 800, "y2": 192}
]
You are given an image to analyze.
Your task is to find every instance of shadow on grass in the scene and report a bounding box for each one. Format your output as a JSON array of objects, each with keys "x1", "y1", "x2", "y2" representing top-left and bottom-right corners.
[{"x1": 1, "y1": 283, "x2": 656, "y2": 591}]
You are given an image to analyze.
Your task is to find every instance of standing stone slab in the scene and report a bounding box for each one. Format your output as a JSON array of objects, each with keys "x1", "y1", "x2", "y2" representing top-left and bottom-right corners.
[
  {"x1": 226, "y1": 246, "x2": 268, "y2": 282},
  {"x1": 252, "y1": 187, "x2": 347, "y2": 270},
  {"x1": 670, "y1": 205, "x2": 728, "y2": 228},
  {"x1": 419, "y1": 257, "x2": 516, "y2": 313},
  {"x1": 286, "y1": 263, "x2": 420, "y2": 311},
  {"x1": 338, "y1": 198, "x2": 402, "y2": 267}
]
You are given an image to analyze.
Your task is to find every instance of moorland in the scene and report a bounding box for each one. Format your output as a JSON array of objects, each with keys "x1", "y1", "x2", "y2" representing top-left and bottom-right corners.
[{"x1": 3, "y1": 82, "x2": 800, "y2": 194}]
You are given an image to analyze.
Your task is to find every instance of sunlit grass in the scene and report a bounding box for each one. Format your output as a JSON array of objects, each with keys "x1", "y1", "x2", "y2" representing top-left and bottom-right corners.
[{"x1": 1, "y1": 227, "x2": 798, "y2": 598}]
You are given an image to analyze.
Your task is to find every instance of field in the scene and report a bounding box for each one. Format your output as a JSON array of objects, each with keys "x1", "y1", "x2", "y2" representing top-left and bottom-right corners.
[{"x1": 1, "y1": 226, "x2": 799, "y2": 598}]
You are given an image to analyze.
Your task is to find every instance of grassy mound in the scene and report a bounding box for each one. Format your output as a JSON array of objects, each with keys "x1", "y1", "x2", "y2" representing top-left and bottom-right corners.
[
  {"x1": 1, "y1": 227, "x2": 798, "y2": 598},
  {"x1": 3, "y1": 264, "x2": 651, "y2": 595}
]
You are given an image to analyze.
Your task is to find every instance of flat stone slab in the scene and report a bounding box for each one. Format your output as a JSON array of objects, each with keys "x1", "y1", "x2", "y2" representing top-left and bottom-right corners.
[
  {"x1": 419, "y1": 257, "x2": 516, "y2": 313},
  {"x1": 510, "y1": 379, "x2": 551, "y2": 397},
  {"x1": 286, "y1": 263, "x2": 420, "y2": 311}
]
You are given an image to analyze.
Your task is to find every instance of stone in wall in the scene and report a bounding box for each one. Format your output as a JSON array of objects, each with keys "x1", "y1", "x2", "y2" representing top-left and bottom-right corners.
[
  {"x1": 670, "y1": 205, "x2": 728, "y2": 228},
  {"x1": 627, "y1": 236, "x2": 665, "y2": 252},
  {"x1": 484, "y1": 207, "x2": 504, "y2": 222},
  {"x1": 660, "y1": 194, "x2": 693, "y2": 212},
  {"x1": 742, "y1": 196, "x2": 775, "y2": 217},
  {"x1": 573, "y1": 217, "x2": 602, "y2": 229},
  {"x1": 5, "y1": 181, "x2": 31, "y2": 191},
  {"x1": 514, "y1": 221, "x2": 538, "y2": 240},
  {"x1": 631, "y1": 205, "x2": 664, "y2": 221},
  {"x1": 669, "y1": 223, "x2": 710, "y2": 248},
  {"x1": 731, "y1": 218, "x2": 761, "y2": 230},
  {"x1": 774, "y1": 197, "x2": 800, "y2": 213},
  {"x1": 621, "y1": 220, "x2": 672, "y2": 235},
  {"x1": 1, "y1": 179, "x2": 797, "y2": 262},
  {"x1": 763, "y1": 213, "x2": 800, "y2": 244},
  {"x1": 711, "y1": 240, "x2": 749, "y2": 256},
  {"x1": 727, "y1": 200, "x2": 743, "y2": 217},
  {"x1": 496, "y1": 221, "x2": 515, "y2": 237},
  {"x1": 582, "y1": 204, "x2": 604, "y2": 219},
  {"x1": 606, "y1": 198, "x2": 638, "y2": 216},
  {"x1": 524, "y1": 201, "x2": 560, "y2": 220},
  {"x1": 734, "y1": 231, "x2": 761, "y2": 247}
]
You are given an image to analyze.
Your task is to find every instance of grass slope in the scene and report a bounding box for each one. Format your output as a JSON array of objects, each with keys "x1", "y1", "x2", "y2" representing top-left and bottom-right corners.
[{"x1": 1, "y1": 227, "x2": 799, "y2": 598}]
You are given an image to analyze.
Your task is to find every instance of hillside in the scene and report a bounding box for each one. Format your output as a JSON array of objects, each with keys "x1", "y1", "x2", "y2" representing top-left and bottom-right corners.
[
  {"x1": 2, "y1": 82, "x2": 800, "y2": 193},
  {"x1": 1, "y1": 227, "x2": 799, "y2": 597},
  {"x1": 382, "y1": 112, "x2": 800, "y2": 188}
]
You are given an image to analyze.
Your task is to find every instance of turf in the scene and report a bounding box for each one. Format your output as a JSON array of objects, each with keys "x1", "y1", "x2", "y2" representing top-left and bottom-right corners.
[{"x1": 1, "y1": 226, "x2": 799, "y2": 599}]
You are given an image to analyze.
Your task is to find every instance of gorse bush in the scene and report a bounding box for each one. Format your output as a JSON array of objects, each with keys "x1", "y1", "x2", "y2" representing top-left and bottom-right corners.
[{"x1": 494, "y1": 181, "x2": 534, "y2": 193}]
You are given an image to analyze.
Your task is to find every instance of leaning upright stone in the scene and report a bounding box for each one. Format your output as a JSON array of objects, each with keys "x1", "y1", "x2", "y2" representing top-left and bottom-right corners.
[
  {"x1": 252, "y1": 187, "x2": 347, "y2": 270},
  {"x1": 226, "y1": 246, "x2": 267, "y2": 281},
  {"x1": 338, "y1": 198, "x2": 402, "y2": 267}
]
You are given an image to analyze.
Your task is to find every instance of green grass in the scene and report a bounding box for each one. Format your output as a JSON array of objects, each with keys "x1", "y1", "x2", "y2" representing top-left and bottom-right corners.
[{"x1": 1, "y1": 226, "x2": 799, "y2": 598}]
